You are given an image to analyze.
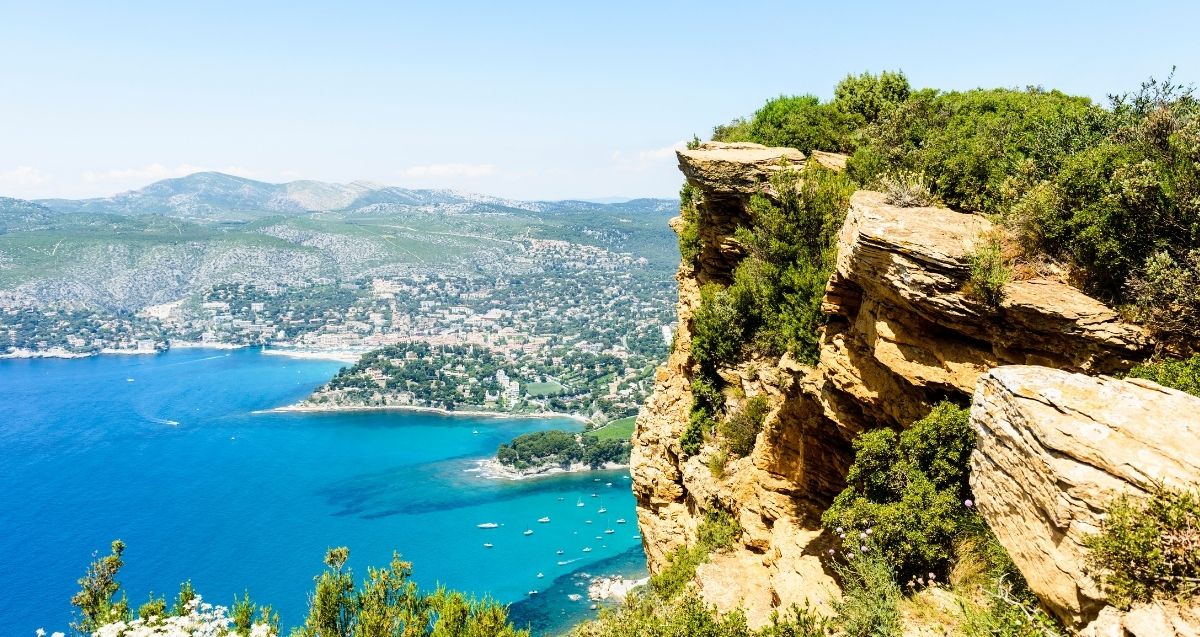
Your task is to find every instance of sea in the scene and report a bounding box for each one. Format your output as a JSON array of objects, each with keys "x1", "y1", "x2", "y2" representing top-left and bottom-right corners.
[{"x1": 0, "y1": 348, "x2": 647, "y2": 635}]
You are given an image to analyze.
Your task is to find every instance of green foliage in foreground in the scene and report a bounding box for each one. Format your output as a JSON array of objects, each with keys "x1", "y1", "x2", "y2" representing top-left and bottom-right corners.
[
  {"x1": 72, "y1": 543, "x2": 526, "y2": 636},
  {"x1": 829, "y1": 546, "x2": 902, "y2": 637},
  {"x1": 1084, "y1": 486, "x2": 1200, "y2": 608},
  {"x1": 1126, "y1": 354, "x2": 1200, "y2": 397},
  {"x1": 823, "y1": 402, "x2": 976, "y2": 582}
]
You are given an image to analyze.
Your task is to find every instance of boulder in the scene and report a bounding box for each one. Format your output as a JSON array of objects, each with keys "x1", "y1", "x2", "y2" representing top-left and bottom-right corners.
[{"x1": 970, "y1": 366, "x2": 1200, "y2": 627}]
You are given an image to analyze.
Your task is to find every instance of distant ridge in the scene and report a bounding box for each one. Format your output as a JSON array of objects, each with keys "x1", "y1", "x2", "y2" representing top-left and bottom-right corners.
[{"x1": 27, "y1": 172, "x2": 675, "y2": 220}]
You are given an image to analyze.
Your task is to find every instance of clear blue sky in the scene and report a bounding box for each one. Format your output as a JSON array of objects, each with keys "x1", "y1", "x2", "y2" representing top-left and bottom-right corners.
[{"x1": 1, "y1": 1, "x2": 1196, "y2": 200}]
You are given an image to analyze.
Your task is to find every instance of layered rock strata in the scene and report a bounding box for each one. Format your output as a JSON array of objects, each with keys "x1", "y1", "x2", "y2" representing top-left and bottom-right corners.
[
  {"x1": 631, "y1": 141, "x2": 1155, "y2": 626},
  {"x1": 971, "y1": 366, "x2": 1200, "y2": 628}
]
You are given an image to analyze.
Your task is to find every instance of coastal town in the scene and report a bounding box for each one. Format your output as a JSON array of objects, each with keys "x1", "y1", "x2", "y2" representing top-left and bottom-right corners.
[{"x1": 2, "y1": 238, "x2": 676, "y2": 421}]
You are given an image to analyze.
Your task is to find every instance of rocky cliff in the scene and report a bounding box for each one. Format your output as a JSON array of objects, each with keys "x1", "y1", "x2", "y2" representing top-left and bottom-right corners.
[{"x1": 630, "y1": 142, "x2": 1163, "y2": 627}]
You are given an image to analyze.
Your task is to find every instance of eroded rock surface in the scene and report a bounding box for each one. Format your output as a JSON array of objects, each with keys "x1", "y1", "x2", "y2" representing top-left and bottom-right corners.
[
  {"x1": 633, "y1": 142, "x2": 1158, "y2": 628},
  {"x1": 970, "y1": 366, "x2": 1200, "y2": 627}
]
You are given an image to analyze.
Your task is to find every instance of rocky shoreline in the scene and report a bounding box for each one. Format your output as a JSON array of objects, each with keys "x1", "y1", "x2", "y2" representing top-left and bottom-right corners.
[{"x1": 471, "y1": 458, "x2": 628, "y2": 481}]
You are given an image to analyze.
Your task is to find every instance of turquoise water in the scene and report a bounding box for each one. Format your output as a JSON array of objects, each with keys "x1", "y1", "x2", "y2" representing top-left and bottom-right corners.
[{"x1": 0, "y1": 348, "x2": 646, "y2": 635}]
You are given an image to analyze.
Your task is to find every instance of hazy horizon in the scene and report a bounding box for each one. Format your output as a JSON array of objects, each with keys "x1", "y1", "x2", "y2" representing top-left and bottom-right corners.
[{"x1": 3, "y1": 1, "x2": 1197, "y2": 201}]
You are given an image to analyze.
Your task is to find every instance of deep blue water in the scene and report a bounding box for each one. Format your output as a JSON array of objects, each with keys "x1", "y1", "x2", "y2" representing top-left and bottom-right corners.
[{"x1": 0, "y1": 348, "x2": 645, "y2": 635}]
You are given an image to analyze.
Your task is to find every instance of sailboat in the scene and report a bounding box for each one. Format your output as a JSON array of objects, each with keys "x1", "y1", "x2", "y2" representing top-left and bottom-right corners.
[
  {"x1": 524, "y1": 528, "x2": 534, "y2": 536},
  {"x1": 576, "y1": 498, "x2": 584, "y2": 507},
  {"x1": 538, "y1": 516, "x2": 551, "y2": 523}
]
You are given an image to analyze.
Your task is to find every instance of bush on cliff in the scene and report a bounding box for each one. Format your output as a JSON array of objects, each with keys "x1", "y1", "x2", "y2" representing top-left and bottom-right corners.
[
  {"x1": 731, "y1": 164, "x2": 855, "y2": 364},
  {"x1": 1126, "y1": 354, "x2": 1200, "y2": 396},
  {"x1": 719, "y1": 394, "x2": 770, "y2": 458},
  {"x1": 1084, "y1": 485, "x2": 1200, "y2": 608},
  {"x1": 714, "y1": 95, "x2": 857, "y2": 155},
  {"x1": 822, "y1": 402, "x2": 976, "y2": 583},
  {"x1": 714, "y1": 71, "x2": 1200, "y2": 345}
]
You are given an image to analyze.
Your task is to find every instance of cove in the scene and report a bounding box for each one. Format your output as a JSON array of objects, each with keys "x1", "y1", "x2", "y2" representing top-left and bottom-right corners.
[{"x1": 0, "y1": 348, "x2": 645, "y2": 635}]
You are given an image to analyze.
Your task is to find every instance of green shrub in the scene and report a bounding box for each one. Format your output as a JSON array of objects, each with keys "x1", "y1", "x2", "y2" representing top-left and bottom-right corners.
[
  {"x1": 822, "y1": 402, "x2": 976, "y2": 582},
  {"x1": 1126, "y1": 251, "x2": 1200, "y2": 348},
  {"x1": 71, "y1": 540, "x2": 130, "y2": 633},
  {"x1": 73, "y1": 544, "x2": 528, "y2": 636},
  {"x1": 833, "y1": 70, "x2": 911, "y2": 125},
  {"x1": 679, "y1": 181, "x2": 704, "y2": 264},
  {"x1": 1126, "y1": 354, "x2": 1200, "y2": 396},
  {"x1": 728, "y1": 164, "x2": 856, "y2": 364},
  {"x1": 681, "y1": 408, "x2": 710, "y2": 457},
  {"x1": 649, "y1": 510, "x2": 742, "y2": 600},
  {"x1": 879, "y1": 171, "x2": 935, "y2": 208},
  {"x1": 720, "y1": 394, "x2": 770, "y2": 457},
  {"x1": 690, "y1": 283, "x2": 748, "y2": 374},
  {"x1": 966, "y1": 239, "x2": 1010, "y2": 307},
  {"x1": 829, "y1": 544, "x2": 902, "y2": 637},
  {"x1": 715, "y1": 95, "x2": 858, "y2": 154},
  {"x1": 1084, "y1": 485, "x2": 1200, "y2": 608},
  {"x1": 697, "y1": 509, "x2": 742, "y2": 552}
]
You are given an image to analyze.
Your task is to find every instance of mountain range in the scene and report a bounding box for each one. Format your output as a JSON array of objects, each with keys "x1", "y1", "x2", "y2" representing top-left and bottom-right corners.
[
  {"x1": 19, "y1": 172, "x2": 663, "y2": 220},
  {"x1": 0, "y1": 173, "x2": 679, "y2": 311}
]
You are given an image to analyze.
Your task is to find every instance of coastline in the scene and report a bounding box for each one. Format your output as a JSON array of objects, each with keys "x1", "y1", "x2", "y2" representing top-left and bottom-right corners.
[
  {"x1": 469, "y1": 457, "x2": 628, "y2": 481},
  {"x1": 267, "y1": 402, "x2": 591, "y2": 423},
  {"x1": 260, "y1": 347, "x2": 364, "y2": 364}
]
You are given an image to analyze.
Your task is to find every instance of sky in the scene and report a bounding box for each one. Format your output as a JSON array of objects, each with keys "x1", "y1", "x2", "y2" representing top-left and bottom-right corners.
[{"x1": 1, "y1": 1, "x2": 1197, "y2": 201}]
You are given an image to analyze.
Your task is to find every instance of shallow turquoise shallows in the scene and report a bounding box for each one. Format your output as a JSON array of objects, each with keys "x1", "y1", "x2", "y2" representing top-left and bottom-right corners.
[{"x1": 0, "y1": 348, "x2": 646, "y2": 635}]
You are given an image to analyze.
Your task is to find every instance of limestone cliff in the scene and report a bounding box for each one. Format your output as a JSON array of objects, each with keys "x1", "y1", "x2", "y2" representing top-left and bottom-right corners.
[{"x1": 630, "y1": 142, "x2": 1157, "y2": 627}]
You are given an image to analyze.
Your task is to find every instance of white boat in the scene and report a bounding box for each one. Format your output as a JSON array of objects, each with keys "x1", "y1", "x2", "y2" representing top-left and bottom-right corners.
[
  {"x1": 477, "y1": 522, "x2": 499, "y2": 529},
  {"x1": 528, "y1": 590, "x2": 538, "y2": 596},
  {"x1": 591, "y1": 493, "x2": 598, "y2": 498},
  {"x1": 582, "y1": 547, "x2": 592, "y2": 553},
  {"x1": 483, "y1": 543, "x2": 494, "y2": 548},
  {"x1": 597, "y1": 507, "x2": 607, "y2": 514},
  {"x1": 556, "y1": 549, "x2": 565, "y2": 555},
  {"x1": 576, "y1": 498, "x2": 584, "y2": 507},
  {"x1": 604, "y1": 529, "x2": 615, "y2": 534},
  {"x1": 605, "y1": 482, "x2": 612, "y2": 487},
  {"x1": 472, "y1": 430, "x2": 479, "y2": 435},
  {"x1": 524, "y1": 529, "x2": 534, "y2": 536},
  {"x1": 585, "y1": 519, "x2": 592, "y2": 524},
  {"x1": 536, "y1": 572, "x2": 544, "y2": 578},
  {"x1": 616, "y1": 518, "x2": 626, "y2": 524},
  {"x1": 538, "y1": 516, "x2": 550, "y2": 523}
]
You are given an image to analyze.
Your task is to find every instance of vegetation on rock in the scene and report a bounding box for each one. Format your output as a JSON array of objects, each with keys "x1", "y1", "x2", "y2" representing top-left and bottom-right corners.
[
  {"x1": 711, "y1": 69, "x2": 1200, "y2": 350},
  {"x1": 1127, "y1": 354, "x2": 1200, "y2": 396},
  {"x1": 822, "y1": 402, "x2": 976, "y2": 583},
  {"x1": 1084, "y1": 485, "x2": 1200, "y2": 608}
]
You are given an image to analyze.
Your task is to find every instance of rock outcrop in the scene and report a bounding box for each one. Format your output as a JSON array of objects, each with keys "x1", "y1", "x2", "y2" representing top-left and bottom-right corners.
[
  {"x1": 631, "y1": 141, "x2": 1159, "y2": 628},
  {"x1": 970, "y1": 366, "x2": 1200, "y2": 627}
]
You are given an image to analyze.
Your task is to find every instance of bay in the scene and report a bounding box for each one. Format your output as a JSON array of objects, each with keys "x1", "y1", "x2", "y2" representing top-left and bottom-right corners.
[{"x1": 0, "y1": 348, "x2": 645, "y2": 635}]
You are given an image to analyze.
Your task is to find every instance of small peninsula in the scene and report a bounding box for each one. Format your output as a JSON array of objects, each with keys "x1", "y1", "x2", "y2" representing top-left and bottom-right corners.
[{"x1": 479, "y1": 427, "x2": 633, "y2": 480}]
